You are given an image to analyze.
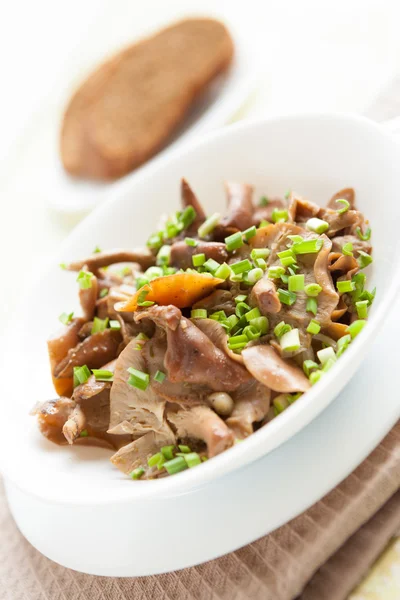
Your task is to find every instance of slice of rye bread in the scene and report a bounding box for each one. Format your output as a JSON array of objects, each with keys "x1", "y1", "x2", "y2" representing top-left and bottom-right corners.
[{"x1": 60, "y1": 18, "x2": 234, "y2": 181}]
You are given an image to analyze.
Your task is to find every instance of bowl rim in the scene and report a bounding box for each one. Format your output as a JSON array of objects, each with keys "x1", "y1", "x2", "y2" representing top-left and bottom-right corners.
[{"x1": 3, "y1": 111, "x2": 400, "y2": 505}]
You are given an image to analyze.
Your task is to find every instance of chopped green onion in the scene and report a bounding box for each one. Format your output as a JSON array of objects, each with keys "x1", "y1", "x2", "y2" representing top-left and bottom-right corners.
[
  {"x1": 243, "y1": 226, "x2": 257, "y2": 241},
  {"x1": 99, "y1": 288, "x2": 109, "y2": 298},
  {"x1": 92, "y1": 369, "x2": 114, "y2": 382},
  {"x1": 148, "y1": 452, "x2": 163, "y2": 468},
  {"x1": 306, "y1": 297, "x2": 318, "y2": 315},
  {"x1": 230, "y1": 259, "x2": 252, "y2": 275},
  {"x1": 156, "y1": 245, "x2": 171, "y2": 266},
  {"x1": 247, "y1": 267, "x2": 264, "y2": 283},
  {"x1": 225, "y1": 231, "x2": 243, "y2": 251},
  {"x1": 59, "y1": 311, "x2": 74, "y2": 326},
  {"x1": 91, "y1": 317, "x2": 109, "y2": 334},
  {"x1": 147, "y1": 232, "x2": 163, "y2": 250},
  {"x1": 243, "y1": 325, "x2": 261, "y2": 341},
  {"x1": 73, "y1": 365, "x2": 91, "y2": 387},
  {"x1": 109, "y1": 320, "x2": 121, "y2": 330},
  {"x1": 284, "y1": 189, "x2": 291, "y2": 200},
  {"x1": 235, "y1": 294, "x2": 248, "y2": 303},
  {"x1": 185, "y1": 237, "x2": 198, "y2": 247},
  {"x1": 255, "y1": 257, "x2": 267, "y2": 270},
  {"x1": 178, "y1": 445, "x2": 191, "y2": 454},
  {"x1": 165, "y1": 222, "x2": 180, "y2": 239},
  {"x1": 249, "y1": 316, "x2": 269, "y2": 334},
  {"x1": 235, "y1": 302, "x2": 250, "y2": 317},
  {"x1": 322, "y1": 357, "x2": 336, "y2": 372},
  {"x1": 161, "y1": 445, "x2": 175, "y2": 460},
  {"x1": 268, "y1": 266, "x2": 286, "y2": 279},
  {"x1": 287, "y1": 235, "x2": 304, "y2": 244},
  {"x1": 277, "y1": 288, "x2": 297, "y2": 306},
  {"x1": 145, "y1": 266, "x2": 163, "y2": 281},
  {"x1": 137, "y1": 289, "x2": 155, "y2": 308},
  {"x1": 347, "y1": 319, "x2": 367, "y2": 339},
  {"x1": 191, "y1": 308, "x2": 207, "y2": 319},
  {"x1": 271, "y1": 208, "x2": 289, "y2": 223},
  {"x1": 277, "y1": 249, "x2": 294, "y2": 260},
  {"x1": 259, "y1": 196, "x2": 269, "y2": 206},
  {"x1": 337, "y1": 280, "x2": 356, "y2": 294},
  {"x1": 209, "y1": 310, "x2": 227, "y2": 322},
  {"x1": 273, "y1": 394, "x2": 290, "y2": 414},
  {"x1": 119, "y1": 266, "x2": 132, "y2": 278},
  {"x1": 76, "y1": 270, "x2": 93, "y2": 289},
  {"x1": 136, "y1": 276, "x2": 149, "y2": 290},
  {"x1": 274, "y1": 321, "x2": 292, "y2": 338},
  {"x1": 154, "y1": 370, "x2": 166, "y2": 383},
  {"x1": 230, "y1": 273, "x2": 243, "y2": 282},
  {"x1": 93, "y1": 245, "x2": 102, "y2": 253},
  {"x1": 245, "y1": 307, "x2": 261, "y2": 322},
  {"x1": 130, "y1": 467, "x2": 144, "y2": 480},
  {"x1": 336, "y1": 334, "x2": 351, "y2": 357},
  {"x1": 317, "y1": 346, "x2": 336, "y2": 365},
  {"x1": 280, "y1": 255, "x2": 296, "y2": 267},
  {"x1": 259, "y1": 220, "x2": 270, "y2": 228},
  {"x1": 342, "y1": 242, "x2": 353, "y2": 256},
  {"x1": 358, "y1": 287, "x2": 376, "y2": 306},
  {"x1": 192, "y1": 253, "x2": 206, "y2": 267},
  {"x1": 80, "y1": 429, "x2": 89, "y2": 437},
  {"x1": 214, "y1": 262, "x2": 231, "y2": 280},
  {"x1": 303, "y1": 359, "x2": 319, "y2": 377},
  {"x1": 251, "y1": 248, "x2": 270, "y2": 260},
  {"x1": 127, "y1": 367, "x2": 150, "y2": 391},
  {"x1": 179, "y1": 206, "x2": 196, "y2": 229},
  {"x1": 198, "y1": 213, "x2": 221, "y2": 238},
  {"x1": 309, "y1": 370, "x2": 323, "y2": 385},
  {"x1": 355, "y1": 300, "x2": 368, "y2": 319},
  {"x1": 59, "y1": 263, "x2": 67, "y2": 270},
  {"x1": 136, "y1": 333, "x2": 149, "y2": 342},
  {"x1": 306, "y1": 218, "x2": 329, "y2": 234},
  {"x1": 164, "y1": 456, "x2": 188, "y2": 475},
  {"x1": 304, "y1": 283, "x2": 322, "y2": 297},
  {"x1": 225, "y1": 314, "x2": 239, "y2": 331},
  {"x1": 228, "y1": 334, "x2": 248, "y2": 346},
  {"x1": 358, "y1": 251, "x2": 373, "y2": 269},
  {"x1": 280, "y1": 328, "x2": 301, "y2": 352},
  {"x1": 292, "y1": 239, "x2": 323, "y2": 254},
  {"x1": 336, "y1": 198, "x2": 350, "y2": 214},
  {"x1": 203, "y1": 258, "x2": 220, "y2": 274},
  {"x1": 306, "y1": 319, "x2": 321, "y2": 335},
  {"x1": 184, "y1": 452, "x2": 202, "y2": 468},
  {"x1": 288, "y1": 274, "x2": 305, "y2": 292},
  {"x1": 355, "y1": 226, "x2": 371, "y2": 241}
]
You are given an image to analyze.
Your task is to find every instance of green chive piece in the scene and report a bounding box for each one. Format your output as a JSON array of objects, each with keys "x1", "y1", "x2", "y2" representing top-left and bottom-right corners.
[
  {"x1": 130, "y1": 467, "x2": 144, "y2": 480},
  {"x1": 165, "y1": 222, "x2": 179, "y2": 239},
  {"x1": 144, "y1": 266, "x2": 163, "y2": 281},
  {"x1": 251, "y1": 248, "x2": 270, "y2": 260},
  {"x1": 198, "y1": 213, "x2": 221, "y2": 238},
  {"x1": 209, "y1": 310, "x2": 227, "y2": 322},
  {"x1": 80, "y1": 429, "x2": 89, "y2": 437},
  {"x1": 109, "y1": 320, "x2": 121, "y2": 331},
  {"x1": 179, "y1": 206, "x2": 196, "y2": 229},
  {"x1": 322, "y1": 357, "x2": 336, "y2": 372},
  {"x1": 226, "y1": 314, "x2": 239, "y2": 331},
  {"x1": 148, "y1": 452, "x2": 163, "y2": 468},
  {"x1": 358, "y1": 251, "x2": 373, "y2": 269},
  {"x1": 147, "y1": 232, "x2": 163, "y2": 250},
  {"x1": 255, "y1": 257, "x2": 267, "y2": 270},
  {"x1": 59, "y1": 311, "x2": 74, "y2": 326},
  {"x1": 228, "y1": 334, "x2": 248, "y2": 348},
  {"x1": 271, "y1": 208, "x2": 289, "y2": 223},
  {"x1": 304, "y1": 283, "x2": 322, "y2": 297},
  {"x1": 136, "y1": 333, "x2": 149, "y2": 342},
  {"x1": 247, "y1": 317, "x2": 267, "y2": 336},
  {"x1": 337, "y1": 280, "x2": 356, "y2": 294},
  {"x1": 235, "y1": 294, "x2": 247, "y2": 303},
  {"x1": 284, "y1": 189, "x2": 291, "y2": 200},
  {"x1": 91, "y1": 369, "x2": 113, "y2": 382},
  {"x1": 268, "y1": 266, "x2": 286, "y2": 279},
  {"x1": 280, "y1": 328, "x2": 301, "y2": 352},
  {"x1": 136, "y1": 276, "x2": 149, "y2": 290},
  {"x1": 274, "y1": 321, "x2": 292, "y2": 338},
  {"x1": 192, "y1": 253, "x2": 206, "y2": 267},
  {"x1": 306, "y1": 297, "x2": 318, "y2": 315},
  {"x1": 235, "y1": 301, "x2": 250, "y2": 317},
  {"x1": 243, "y1": 226, "x2": 257, "y2": 241},
  {"x1": 336, "y1": 198, "x2": 350, "y2": 214},
  {"x1": 184, "y1": 452, "x2": 202, "y2": 468},
  {"x1": 225, "y1": 231, "x2": 244, "y2": 252},
  {"x1": 303, "y1": 359, "x2": 319, "y2": 377},
  {"x1": 259, "y1": 196, "x2": 269, "y2": 206},
  {"x1": 309, "y1": 370, "x2": 323, "y2": 385},
  {"x1": 230, "y1": 259, "x2": 252, "y2": 275},
  {"x1": 317, "y1": 346, "x2": 336, "y2": 365},
  {"x1": 164, "y1": 456, "x2": 188, "y2": 475},
  {"x1": 203, "y1": 258, "x2": 220, "y2": 273},
  {"x1": 191, "y1": 308, "x2": 207, "y2": 319},
  {"x1": 154, "y1": 370, "x2": 166, "y2": 384},
  {"x1": 355, "y1": 226, "x2": 371, "y2": 241},
  {"x1": 214, "y1": 262, "x2": 231, "y2": 280},
  {"x1": 73, "y1": 365, "x2": 91, "y2": 387},
  {"x1": 247, "y1": 267, "x2": 264, "y2": 283},
  {"x1": 185, "y1": 237, "x2": 198, "y2": 247},
  {"x1": 91, "y1": 317, "x2": 109, "y2": 335},
  {"x1": 288, "y1": 274, "x2": 305, "y2": 292},
  {"x1": 287, "y1": 235, "x2": 304, "y2": 243},
  {"x1": 99, "y1": 288, "x2": 109, "y2": 298},
  {"x1": 306, "y1": 319, "x2": 321, "y2": 335},
  {"x1": 277, "y1": 249, "x2": 295, "y2": 260},
  {"x1": 278, "y1": 288, "x2": 297, "y2": 306},
  {"x1": 243, "y1": 325, "x2": 261, "y2": 341},
  {"x1": 161, "y1": 445, "x2": 175, "y2": 460},
  {"x1": 178, "y1": 445, "x2": 191, "y2": 454},
  {"x1": 359, "y1": 287, "x2": 376, "y2": 306},
  {"x1": 76, "y1": 270, "x2": 93, "y2": 289},
  {"x1": 127, "y1": 367, "x2": 150, "y2": 390},
  {"x1": 245, "y1": 307, "x2": 261, "y2": 321},
  {"x1": 273, "y1": 394, "x2": 290, "y2": 414},
  {"x1": 280, "y1": 255, "x2": 296, "y2": 267},
  {"x1": 337, "y1": 334, "x2": 351, "y2": 357},
  {"x1": 259, "y1": 219, "x2": 270, "y2": 228},
  {"x1": 347, "y1": 319, "x2": 367, "y2": 339},
  {"x1": 292, "y1": 239, "x2": 323, "y2": 254},
  {"x1": 93, "y1": 245, "x2": 102, "y2": 254},
  {"x1": 306, "y1": 218, "x2": 329, "y2": 234},
  {"x1": 342, "y1": 242, "x2": 353, "y2": 256},
  {"x1": 59, "y1": 263, "x2": 67, "y2": 270},
  {"x1": 355, "y1": 300, "x2": 368, "y2": 319},
  {"x1": 156, "y1": 245, "x2": 171, "y2": 266}
]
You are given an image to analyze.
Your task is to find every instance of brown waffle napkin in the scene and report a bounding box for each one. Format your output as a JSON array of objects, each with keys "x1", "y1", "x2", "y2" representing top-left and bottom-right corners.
[{"x1": 0, "y1": 421, "x2": 399, "y2": 600}]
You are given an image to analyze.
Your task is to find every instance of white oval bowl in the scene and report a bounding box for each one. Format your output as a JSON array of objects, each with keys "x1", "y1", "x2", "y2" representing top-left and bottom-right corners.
[{"x1": 1, "y1": 113, "x2": 400, "y2": 574}]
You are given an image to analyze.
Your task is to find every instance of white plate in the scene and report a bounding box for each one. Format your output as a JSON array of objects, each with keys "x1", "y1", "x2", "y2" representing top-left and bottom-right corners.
[
  {"x1": 20, "y1": 15, "x2": 258, "y2": 216},
  {"x1": 1, "y1": 113, "x2": 400, "y2": 575}
]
